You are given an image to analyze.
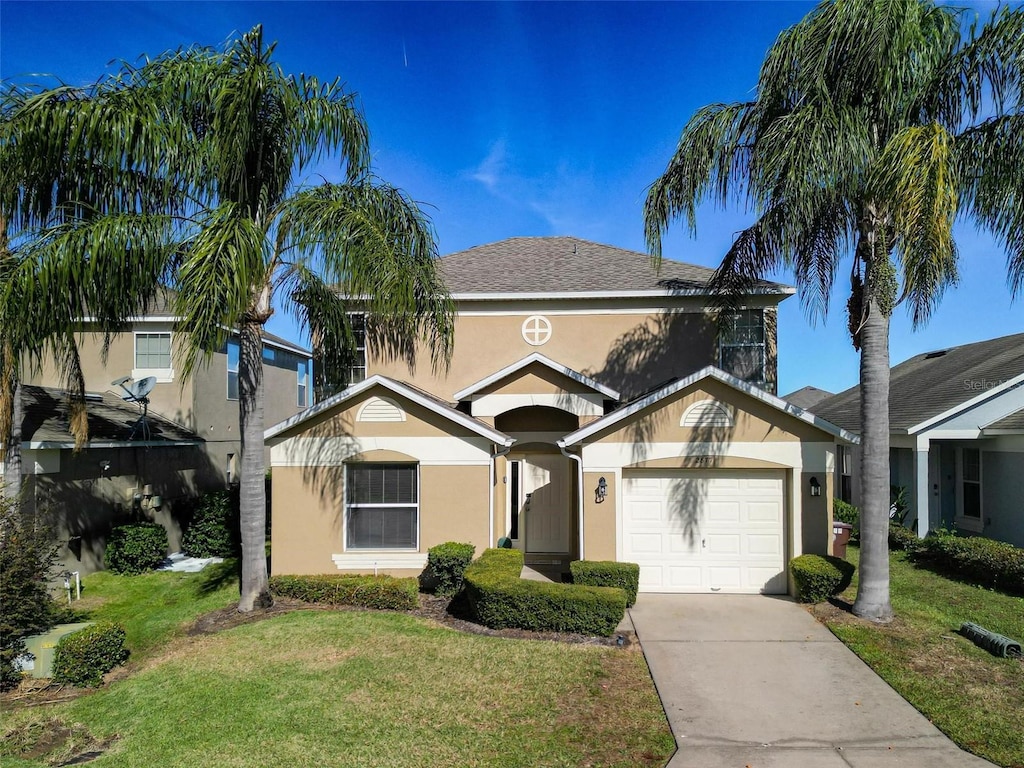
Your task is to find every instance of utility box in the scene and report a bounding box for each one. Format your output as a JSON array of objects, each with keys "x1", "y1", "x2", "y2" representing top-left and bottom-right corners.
[
  {"x1": 18, "y1": 623, "x2": 94, "y2": 679},
  {"x1": 832, "y1": 522, "x2": 853, "y2": 559}
]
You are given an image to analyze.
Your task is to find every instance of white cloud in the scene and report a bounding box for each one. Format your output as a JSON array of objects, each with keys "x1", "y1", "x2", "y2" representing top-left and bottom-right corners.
[{"x1": 469, "y1": 139, "x2": 508, "y2": 192}]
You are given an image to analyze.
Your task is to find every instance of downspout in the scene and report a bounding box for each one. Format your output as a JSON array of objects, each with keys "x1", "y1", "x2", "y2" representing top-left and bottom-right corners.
[
  {"x1": 490, "y1": 442, "x2": 513, "y2": 547},
  {"x1": 559, "y1": 442, "x2": 584, "y2": 561}
]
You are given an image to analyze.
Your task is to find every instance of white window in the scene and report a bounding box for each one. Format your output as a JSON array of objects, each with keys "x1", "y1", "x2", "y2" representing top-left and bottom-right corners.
[
  {"x1": 719, "y1": 310, "x2": 768, "y2": 391},
  {"x1": 345, "y1": 314, "x2": 367, "y2": 386},
  {"x1": 226, "y1": 340, "x2": 239, "y2": 400},
  {"x1": 521, "y1": 315, "x2": 552, "y2": 346},
  {"x1": 345, "y1": 463, "x2": 418, "y2": 550},
  {"x1": 838, "y1": 446, "x2": 853, "y2": 503},
  {"x1": 297, "y1": 359, "x2": 309, "y2": 408},
  {"x1": 134, "y1": 332, "x2": 173, "y2": 381},
  {"x1": 957, "y1": 447, "x2": 982, "y2": 531}
]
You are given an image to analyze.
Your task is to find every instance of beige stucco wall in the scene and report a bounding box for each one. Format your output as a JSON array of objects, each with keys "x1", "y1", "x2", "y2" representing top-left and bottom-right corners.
[
  {"x1": 476, "y1": 362, "x2": 601, "y2": 396},
  {"x1": 593, "y1": 379, "x2": 825, "y2": 446},
  {"x1": 583, "y1": 470, "x2": 617, "y2": 561},
  {"x1": 271, "y1": 462, "x2": 492, "y2": 575},
  {"x1": 371, "y1": 309, "x2": 720, "y2": 400}
]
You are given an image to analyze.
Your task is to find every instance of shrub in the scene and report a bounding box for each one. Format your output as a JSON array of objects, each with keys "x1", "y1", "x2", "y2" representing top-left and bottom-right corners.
[
  {"x1": 888, "y1": 523, "x2": 924, "y2": 553},
  {"x1": 269, "y1": 574, "x2": 418, "y2": 610},
  {"x1": 104, "y1": 522, "x2": 168, "y2": 575},
  {"x1": 790, "y1": 554, "x2": 855, "y2": 603},
  {"x1": 423, "y1": 542, "x2": 475, "y2": 597},
  {"x1": 570, "y1": 560, "x2": 640, "y2": 607},
  {"x1": 464, "y1": 549, "x2": 627, "y2": 637},
  {"x1": 182, "y1": 491, "x2": 238, "y2": 558},
  {"x1": 51, "y1": 622, "x2": 129, "y2": 687},
  {"x1": 0, "y1": 500, "x2": 60, "y2": 691},
  {"x1": 914, "y1": 534, "x2": 1024, "y2": 596},
  {"x1": 833, "y1": 499, "x2": 859, "y2": 543}
]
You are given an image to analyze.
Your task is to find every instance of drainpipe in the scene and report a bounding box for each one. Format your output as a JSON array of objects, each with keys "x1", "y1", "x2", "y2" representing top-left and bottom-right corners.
[
  {"x1": 491, "y1": 443, "x2": 513, "y2": 547},
  {"x1": 559, "y1": 443, "x2": 584, "y2": 561}
]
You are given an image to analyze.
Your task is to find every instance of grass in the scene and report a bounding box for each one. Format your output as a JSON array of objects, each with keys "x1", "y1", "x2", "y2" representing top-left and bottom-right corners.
[
  {"x1": 814, "y1": 545, "x2": 1024, "y2": 768},
  {"x1": 65, "y1": 560, "x2": 240, "y2": 659},
  {"x1": 2, "y1": 568, "x2": 673, "y2": 768}
]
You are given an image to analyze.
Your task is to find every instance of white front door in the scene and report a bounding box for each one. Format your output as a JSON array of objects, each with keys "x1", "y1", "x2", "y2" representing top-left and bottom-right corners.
[
  {"x1": 523, "y1": 454, "x2": 572, "y2": 553},
  {"x1": 622, "y1": 470, "x2": 787, "y2": 594}
]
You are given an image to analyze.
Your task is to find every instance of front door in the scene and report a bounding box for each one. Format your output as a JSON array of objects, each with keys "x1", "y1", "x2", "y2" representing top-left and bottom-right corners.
[{"x1": 522, "y1": 454, "x2": 571, "y2": 553}]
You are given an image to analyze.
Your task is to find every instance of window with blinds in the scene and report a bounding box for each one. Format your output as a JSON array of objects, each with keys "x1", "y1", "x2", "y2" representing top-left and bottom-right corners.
[{"x1": 345, "y1": 463, "x2": 418, "y2": 550}]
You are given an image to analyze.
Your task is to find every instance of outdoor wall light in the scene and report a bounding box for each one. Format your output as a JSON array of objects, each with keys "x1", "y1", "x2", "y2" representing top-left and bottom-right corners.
[
  {"x1": 809, "y1": 476, "x2": 822, "y2": 497},
  {"x1": 595, "y1": 476, "x2": 608, "y2": 504}
]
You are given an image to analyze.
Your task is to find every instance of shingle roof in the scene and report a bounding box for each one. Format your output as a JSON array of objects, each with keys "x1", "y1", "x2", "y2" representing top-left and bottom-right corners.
[
  {"x1": 986, "y1": 408, "x2": 1024, "y2": 432},
  {"x1": 22, "y1": 385, "x2": 199, "y2": 445},
  {"x1": 814, "y1": 332, "x2": 1024, "y2": 434},
  {"x1": 438, "y1": 237, "x2": 793, "y2": 296},
  {"x1": 782, "y1": 385, "x2": 834, "y2": 410}
]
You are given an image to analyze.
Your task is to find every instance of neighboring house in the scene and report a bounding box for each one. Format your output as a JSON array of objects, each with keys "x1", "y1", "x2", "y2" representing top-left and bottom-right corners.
[
  {"x1": 783, "y1": 386, "x2": 834, "y2": 411},
  {"x1": 815, "y1": 332, "x2": 1024, "y2": 547},
  {"x1": 267, "y1": 237, "x2": 854, "y2": 596},
  {"x1": 13, "y1": 291, "x2": 313, "y2": 572}
]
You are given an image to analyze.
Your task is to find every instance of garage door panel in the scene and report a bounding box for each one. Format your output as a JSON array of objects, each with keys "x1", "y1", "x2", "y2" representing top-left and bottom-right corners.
[
  {"x1": 622, "y1": 469, "x2": 786, "y2": 594},
  {"x1": 705, "y1": 533, "x2": 740, "y2": 555},
  {"x1": 746, "y1": 533, "x2": 783, "y2": 556},
  {"x1": 706, "y1": 501, "x2": 740, "y2": 523},
  {"x1": 747, "y1": 501, "x2": 782, "y2": 523}
]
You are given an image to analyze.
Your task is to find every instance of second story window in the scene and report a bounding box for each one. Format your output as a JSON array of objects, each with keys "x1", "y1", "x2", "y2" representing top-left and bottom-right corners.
[
  {"x1": 719, "y1": 310, "x2": 769, "y2": 391},
  {"x1": 227, "y1": 340, "x2": 239, "y2": 400},
  {"x1": 297, "y1": 359, "x2": 309, "y2": 407},
  {"x1": 345, "y1": 314, "x2": 367, "y2": 386},
  {"x1": 134, "y1": 332, "x2": 173, "y2": 381}
]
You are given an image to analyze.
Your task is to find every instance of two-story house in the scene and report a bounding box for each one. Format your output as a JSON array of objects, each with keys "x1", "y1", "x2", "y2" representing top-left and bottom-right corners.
[
  {"x1": 17, "y1": 290, "x2": 312, "y2": 572},
  {"x1": 266, "y1": 237, "x2": 854, "y2": 595}
]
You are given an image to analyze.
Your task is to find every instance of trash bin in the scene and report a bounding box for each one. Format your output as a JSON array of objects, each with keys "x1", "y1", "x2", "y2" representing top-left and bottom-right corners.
[{"x1": 832, "y1": 521, "x2": 853, "y2": 559}]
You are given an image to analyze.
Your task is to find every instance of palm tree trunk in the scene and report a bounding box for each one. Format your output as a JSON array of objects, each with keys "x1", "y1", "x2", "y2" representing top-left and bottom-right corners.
[
  {"x1": 851, "y1": 285, "x2": 894, "y2": 622},
  {"x1": 237, "y1": 320, "x2": 272, "y2": 611},
  {"x1": 3, "y1": 377, "x2": 23, "y2": 499}
]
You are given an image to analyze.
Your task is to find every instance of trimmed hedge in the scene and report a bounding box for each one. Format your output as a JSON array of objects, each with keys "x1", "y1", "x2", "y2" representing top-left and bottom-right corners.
[
  {"x1": 104, "y1": 522, "x2": 168, "y2": 575},
  {"x1": 269, "y1": 574, "x2": 418, "y2": 610},
  {"x1": 424, "y1": 542, "x2": 475, "y2": 597},
  {"x1": 570, "y1": 560, "x2": 640, "y2": 607},
  {"x1": 790, "y1": 554, "x2": 856, "y2": 603},
  {"x1": 914, "y1": 534, "x2": 1024, "y2": 596},
  {"x1": 464, "y1": 549, "x2": 627, "y2": 637},
  {"x1": 182, "y1": 491, "x2": 238, "y2": 558},
  {"x1": 833, "y1": 499, "x2": 859, "y2": 543},
  {"x1": 51, "y1": 622, "x2": 129, "y2": 688},
  {"x1": 888, "y1": 523, "x2": 924, "y2": 553}
]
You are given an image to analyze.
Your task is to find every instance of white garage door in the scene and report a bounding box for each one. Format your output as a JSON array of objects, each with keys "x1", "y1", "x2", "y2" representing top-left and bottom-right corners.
[{"x1": 622, "y1": 470, "x2": 787, "y2": 594}]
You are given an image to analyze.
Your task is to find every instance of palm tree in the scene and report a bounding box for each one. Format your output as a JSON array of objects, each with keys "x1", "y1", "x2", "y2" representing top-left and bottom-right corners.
[
  {"x1": 644, "y1": 0, "x2": 1024, "y2": 621},
  {"x1": 1, "y1": 81, "x2": 173, "y2": 498},
  {"x1": 6, "y1": 26, "x2": 454, "y2": 610}
]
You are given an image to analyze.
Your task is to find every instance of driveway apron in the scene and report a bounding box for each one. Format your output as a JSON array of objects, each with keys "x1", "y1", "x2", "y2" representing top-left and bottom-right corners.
[{"x1": 630, "y1": 594, "x2": 995, "y2": 768}]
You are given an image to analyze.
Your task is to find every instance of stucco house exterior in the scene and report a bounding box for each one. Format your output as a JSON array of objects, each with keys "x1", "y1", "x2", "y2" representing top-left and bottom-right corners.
[
  {"x1": 266, "y1": 237, "x2": 855, "y2": 595},
  {"x1": 815, "y1": 332, "x2": 1024, "y2": 547},
  {"x1": 11, "y1": 292, "x2": 313, "y2": 572}
]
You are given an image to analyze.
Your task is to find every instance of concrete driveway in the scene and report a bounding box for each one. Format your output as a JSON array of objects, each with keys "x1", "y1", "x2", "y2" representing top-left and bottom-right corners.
[{"x1": 630, "y1": 594, "x2": 994, "y2": 768}]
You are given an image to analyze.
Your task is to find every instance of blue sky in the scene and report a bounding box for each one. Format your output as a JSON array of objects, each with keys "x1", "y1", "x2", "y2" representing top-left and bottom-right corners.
[{"x1": 2, "y1": 1, "x2": 1020, "y2": 396}]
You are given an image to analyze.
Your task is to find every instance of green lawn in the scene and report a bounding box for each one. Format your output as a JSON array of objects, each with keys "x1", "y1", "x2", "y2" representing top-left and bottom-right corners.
[
  {"x1": 814, "y1": 546, "x2": 1024, "y2": 768},
  {"x1": 2, "y1": 569, "x2": 673, "y2": 768}
]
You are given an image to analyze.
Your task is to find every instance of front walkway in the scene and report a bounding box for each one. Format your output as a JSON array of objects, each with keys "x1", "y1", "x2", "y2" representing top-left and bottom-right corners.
[{"x1": 630, "y1": 594, "x2": 993, "y2": 767}]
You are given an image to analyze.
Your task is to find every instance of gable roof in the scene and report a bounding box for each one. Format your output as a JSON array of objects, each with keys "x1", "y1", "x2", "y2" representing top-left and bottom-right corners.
[
  {"x1": 438, "y1": 237, "x2": 794, "y2": 298},
  {"x1": 558, "y1": 366, "x2": 858, "y2": 447},
  {"x1": 22, "y1": 385, "x2": 200, "y2": 448},
  {"x1": 782, "y1": 385, "x2": 834, "y2": 410},
  {"x1": 814, "y1": 332, "x2": 1024, "y2": 434},
  {"x1": 452, "y1": 352, "x2": 621, "y2": 401},
  {"x1": 264, "y1": 375, "x2": 514, "y2": 446},
  {"x1": 984, "y1": 408, "x2": 1024, "y2": 433}
]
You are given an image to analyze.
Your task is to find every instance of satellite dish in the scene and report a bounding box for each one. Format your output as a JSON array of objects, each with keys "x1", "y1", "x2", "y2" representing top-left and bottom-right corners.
[
  {"x1": 111, "y1": 376, "x2": 131, "y2": 387},
  {"x1": 130, "y1": 376, "x2": 157, "y2": 401}
]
